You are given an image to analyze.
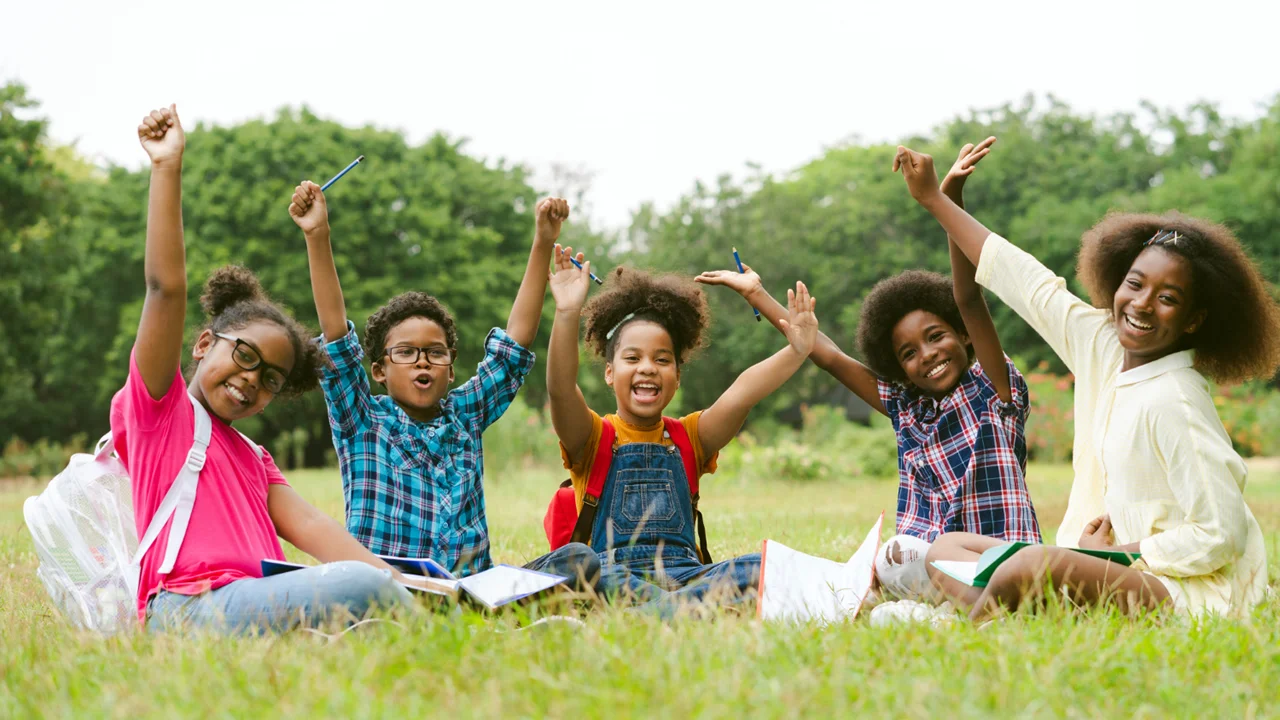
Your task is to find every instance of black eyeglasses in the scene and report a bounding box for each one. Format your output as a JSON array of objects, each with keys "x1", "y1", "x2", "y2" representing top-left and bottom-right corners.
[
  {"x1": 383, "y1": 345, "x2": 456, "y2": 366},
  {"x1": 214, "y1": 333, "x2": 289, "y2": 394}
]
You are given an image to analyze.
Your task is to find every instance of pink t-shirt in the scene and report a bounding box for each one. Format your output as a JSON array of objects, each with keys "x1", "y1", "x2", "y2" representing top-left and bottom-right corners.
[{"x1": 109, "y1": 351, "x2": 288, "y2": 622}]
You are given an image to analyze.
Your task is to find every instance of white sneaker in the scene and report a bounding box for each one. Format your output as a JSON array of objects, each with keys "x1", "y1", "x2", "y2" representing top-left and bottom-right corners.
[{"x1": 869, "y1": 600, "x2": 955, "y2": 627}]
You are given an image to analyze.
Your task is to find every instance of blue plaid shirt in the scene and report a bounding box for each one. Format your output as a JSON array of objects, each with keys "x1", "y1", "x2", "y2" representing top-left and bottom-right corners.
[{"x1": 319, "y1": 321, "x2": 535, "y2": 575}]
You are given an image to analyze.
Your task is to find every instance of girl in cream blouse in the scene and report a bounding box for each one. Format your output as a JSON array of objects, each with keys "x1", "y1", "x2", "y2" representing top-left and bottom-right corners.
[{"x1": 892, "y1": 145, "x2": 1280, "y2": 621}]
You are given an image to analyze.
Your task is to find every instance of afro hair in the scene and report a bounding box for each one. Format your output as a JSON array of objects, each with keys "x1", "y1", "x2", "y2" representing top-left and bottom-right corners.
[
  {"x1": 363, "y1": 291, "x2": 459, "y2": 362},
  {"x1": 582, "y1": 266, "x2": 711, "y2": 365},
  {"x1": 855, "y1": 269, "x2": 969, "y2": 382},
  {"x1": 1077, "y1": 212, "x2": 1280, "y2": 383}
]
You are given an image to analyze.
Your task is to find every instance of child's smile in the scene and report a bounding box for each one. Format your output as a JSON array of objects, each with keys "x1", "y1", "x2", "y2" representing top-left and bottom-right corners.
[
  {"x1": 891, "y1": 310, "x2": 970, "y2": 396},
  {"x1": 1113, "y1": 247, "x2": 1203, "y2": 370},
  {"x1": 607, "y1": 321, "x2": 680, "y2": 424}
]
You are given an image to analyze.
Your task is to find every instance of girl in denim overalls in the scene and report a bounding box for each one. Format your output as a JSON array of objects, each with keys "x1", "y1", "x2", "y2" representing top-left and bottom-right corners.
[{"x1": 545, "y1": 249, "x2": 820, "y2": 615}]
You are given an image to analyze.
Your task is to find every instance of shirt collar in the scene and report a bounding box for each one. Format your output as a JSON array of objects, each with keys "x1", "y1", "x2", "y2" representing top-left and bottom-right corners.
[{"x1": 1115, "y1": 350, "x2": 1195, "y2": 387}]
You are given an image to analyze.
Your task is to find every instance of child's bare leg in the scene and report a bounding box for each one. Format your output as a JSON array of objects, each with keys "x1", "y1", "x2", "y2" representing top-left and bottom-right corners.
[
  {"x1": 970, "y1": 546, "x2": 1170, "y2": 623},
  {"x1": 924, "y1": 532, "x2": 1005, "y2": 608}
]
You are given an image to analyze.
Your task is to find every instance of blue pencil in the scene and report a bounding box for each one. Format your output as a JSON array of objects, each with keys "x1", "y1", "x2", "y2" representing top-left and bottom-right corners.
[
  {"x1": 570, "y1": 256, "x2": 604, "y2": 286},
  {"x1": 733, "y1": 247, "x2": 762, "y2": 321},
  {"x1": 321, "y1": 155, "x2": 365, "y2": 191}
]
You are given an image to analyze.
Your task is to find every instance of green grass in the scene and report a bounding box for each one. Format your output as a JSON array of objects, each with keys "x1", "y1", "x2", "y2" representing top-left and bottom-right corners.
[{"x1": 4, "y1": 463, "x2": 1280, "y2": 718}]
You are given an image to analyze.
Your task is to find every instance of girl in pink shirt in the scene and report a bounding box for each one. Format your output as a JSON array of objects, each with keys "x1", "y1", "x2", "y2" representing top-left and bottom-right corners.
[{"x1": 117, "y1": 105, "x2": 423, "y2": 634}]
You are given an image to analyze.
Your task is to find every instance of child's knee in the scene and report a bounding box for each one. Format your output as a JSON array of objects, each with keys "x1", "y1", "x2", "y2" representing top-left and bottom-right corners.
[
  {"x1": 986, "y1": 546, "x2": 1049, "y2": 595},
  {"x1": 324, "y1": 561, "x2": 409, "y2": 606}
]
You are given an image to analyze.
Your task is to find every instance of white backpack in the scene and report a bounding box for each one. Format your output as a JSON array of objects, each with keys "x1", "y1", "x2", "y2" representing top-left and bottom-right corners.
[{"x1": 23, "y1": 394, "x2": 260, "y2": 634}]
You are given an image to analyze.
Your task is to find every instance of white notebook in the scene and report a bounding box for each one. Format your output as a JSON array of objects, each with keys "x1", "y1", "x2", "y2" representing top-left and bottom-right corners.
[{"x1": 757, "y1": 513, "x2": 883, "y2": 624}]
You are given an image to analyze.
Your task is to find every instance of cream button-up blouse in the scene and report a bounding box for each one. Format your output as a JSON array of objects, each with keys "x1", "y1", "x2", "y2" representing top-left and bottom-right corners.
[{"x1": 975, "y1": 232, "x2": 1266, "y2": 616}]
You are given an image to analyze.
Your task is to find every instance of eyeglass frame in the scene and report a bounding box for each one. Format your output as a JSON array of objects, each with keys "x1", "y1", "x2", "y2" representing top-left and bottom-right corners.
[
  {"x1": 381, "y1": 344, "x2": 458, "y2": 367},
  {"x1": 213, "y1": 332, "x2": 290, "y2": 394}
]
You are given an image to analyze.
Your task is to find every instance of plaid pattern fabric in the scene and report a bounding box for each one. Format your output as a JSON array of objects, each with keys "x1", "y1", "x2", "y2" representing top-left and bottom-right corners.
[
  {"x1": 320, "y1": 321, "x2": 535, "y2": 575},
  {"x1": 879, "y1": 357, "x2": 1041, "y2": 544}
]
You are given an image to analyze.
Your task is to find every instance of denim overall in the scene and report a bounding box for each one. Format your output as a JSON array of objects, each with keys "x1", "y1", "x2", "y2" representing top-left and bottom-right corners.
[{"x1": 589, "y1": 437, "x2": 760, "y2": 611}]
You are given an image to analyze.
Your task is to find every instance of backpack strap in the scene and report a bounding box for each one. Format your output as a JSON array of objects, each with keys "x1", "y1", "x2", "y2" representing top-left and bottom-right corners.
[
  {"x1": 662, "y1": 418, "x2": 713, "y2": 565},
  {"x1": 130, "y1": 394, "x2": 214, "y2": 581},
  {"x1": 568, "y1": 419, "x2": 616, "y2": 547}
]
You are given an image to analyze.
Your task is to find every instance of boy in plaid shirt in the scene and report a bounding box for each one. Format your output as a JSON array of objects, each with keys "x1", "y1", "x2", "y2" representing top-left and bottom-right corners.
[
  {"x1": 290, "y1": 181, "x2": 598, "y2": 584},
  {"x1": 700, "y1": 138, "x2": 1040, "y2": 617}
]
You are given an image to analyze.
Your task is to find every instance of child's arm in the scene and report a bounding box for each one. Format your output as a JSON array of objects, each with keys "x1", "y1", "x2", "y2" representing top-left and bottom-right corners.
[
  {"x1": 939, "y1": 137, "x2": 1012, "y2": 402},
  {"x1": 546, "y1": 245, "x2": 595, "y2": 466},
  {"x1": 696, "y1": 268, "x2": 887, "y2": 416},
  {"x1": 133, "y1": 105, "x2": 188, "y2": 400},
  {"x1": 506, "y1": 198, "x2": 569, "y2": 348},
  {"x1": 698, "y1": 282, "x2": 819, "y2": 456},
  {"x1": 290, "y1": 181, "x2": 348, "y2": 342},
  {"x1": 268, "y1": 485, "x2": 457, "y2": 595}
]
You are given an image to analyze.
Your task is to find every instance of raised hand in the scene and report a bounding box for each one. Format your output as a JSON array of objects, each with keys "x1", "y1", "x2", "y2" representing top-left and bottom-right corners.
[
  {"x1": 289, "y1": 180, "x2": 329, "y2": 237},
  {"x1": 941, "y1": 136, "x2": 996, "y2": 202},
  {"x1": 779, "y1": 281, "x2": 818, "y2": 357},
  {"x1": 137, "y1": 104, "x2": 185, "y2": 165},
  {"x1": 694, "y1": 263, "x2": 763, "y2": 298},
  {"x1": 536, "y1": 198, "x2": 571, "y2": 244},
  {"x1": 892, "y1": 146, "x2": 941, "y2": 204},
  {"x1": 549, "y1": 244, "x2": 591, "y2": 312}
]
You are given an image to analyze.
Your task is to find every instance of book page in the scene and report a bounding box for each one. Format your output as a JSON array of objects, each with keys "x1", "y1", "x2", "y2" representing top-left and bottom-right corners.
[
  {"x1": 930, "y1": 560, "x2": 979, "y2": 587},
  {"x1": 758, "y1": 514, "x2": 882, "y2": 624},
  {"x1": 457, "y1": 565, "x2": 566, "y2": 610}
]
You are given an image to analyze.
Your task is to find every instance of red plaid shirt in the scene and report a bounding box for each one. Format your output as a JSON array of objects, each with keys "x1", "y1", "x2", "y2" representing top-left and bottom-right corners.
[{"x1": 879, "y1": 357, "x2": 1041, "y2": 543}]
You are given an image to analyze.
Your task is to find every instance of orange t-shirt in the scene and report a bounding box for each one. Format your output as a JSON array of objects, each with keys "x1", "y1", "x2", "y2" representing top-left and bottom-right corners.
[{"x1": 559, "y1": 410, "x2": 718, "y2": 511}]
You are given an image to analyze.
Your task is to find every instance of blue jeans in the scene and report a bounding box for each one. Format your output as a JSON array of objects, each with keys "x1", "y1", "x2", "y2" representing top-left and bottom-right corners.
[
  {"x1": 520, "y1": 542, "x2": 601, "y2": 592},
  {"x1": 610, "y1": 548, "x2": 762, "y2": 618},
  {"x1": 146, "y1": 561, "x2": 414, "y2": 635}
]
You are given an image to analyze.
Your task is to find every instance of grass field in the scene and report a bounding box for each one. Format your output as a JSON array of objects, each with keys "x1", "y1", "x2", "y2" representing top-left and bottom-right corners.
[{"x1": 3, "y1": 462, "x2": 1280, "y2": 718}]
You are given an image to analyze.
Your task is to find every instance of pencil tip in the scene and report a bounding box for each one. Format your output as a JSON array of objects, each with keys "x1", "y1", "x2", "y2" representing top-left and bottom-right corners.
[{"x1": 732, "y1": 246, "x2": 738, "y2": 252}]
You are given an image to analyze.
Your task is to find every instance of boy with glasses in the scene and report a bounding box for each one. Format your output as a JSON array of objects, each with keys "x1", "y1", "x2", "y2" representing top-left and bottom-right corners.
[{"x1": 288, "y1": 180, "x2": 598, "y2": 585}]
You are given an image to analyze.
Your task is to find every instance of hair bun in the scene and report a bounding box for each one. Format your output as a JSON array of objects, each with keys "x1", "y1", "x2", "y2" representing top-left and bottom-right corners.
[{"x1": 200, "y1": 265, "x2": 266, "y2": 317}]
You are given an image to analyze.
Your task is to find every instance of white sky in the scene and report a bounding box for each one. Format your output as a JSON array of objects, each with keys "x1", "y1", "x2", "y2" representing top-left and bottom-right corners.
[{"x1": 4, "y1": 0, "x2": 1277, "y2": 228}]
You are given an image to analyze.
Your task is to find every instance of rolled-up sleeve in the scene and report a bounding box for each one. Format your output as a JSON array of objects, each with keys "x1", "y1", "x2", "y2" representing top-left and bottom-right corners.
[
  {"x1": 450, "y1": 328, "x2": 536, "y2": 431},
  {"x1": 319, "y1": 321, "x2": 374, "y2": 438}
]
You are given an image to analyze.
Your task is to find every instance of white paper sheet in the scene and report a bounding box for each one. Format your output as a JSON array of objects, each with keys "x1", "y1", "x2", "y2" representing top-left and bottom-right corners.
[{"x1": 758, "y1": 513, "x2": 883, "y2": 624}]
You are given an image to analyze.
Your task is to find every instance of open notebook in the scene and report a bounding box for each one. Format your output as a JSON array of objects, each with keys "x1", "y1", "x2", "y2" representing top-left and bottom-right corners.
[
  {"x1": 261, "y1": 560, "x2": 567, "y2": 611},
  {"x1": 931, "y1": 542, "x2": 1142, "y2": 588},
  {"x1": 757, "y1": 513, "x2": 883, "y2": 624}
]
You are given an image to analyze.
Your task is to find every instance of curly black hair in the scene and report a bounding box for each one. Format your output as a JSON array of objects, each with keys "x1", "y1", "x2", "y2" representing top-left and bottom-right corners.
[
  {"x1": 363, "y1": 291, "x2": 459, "y2": 362},
  {"x1": 1077, "y1": 212, "x2": 1280, "y2": 383},
  {"x1": 198, "y1": 265, "x2": 321, "y2": 397},
  {"x1": 582, "y1": 267, "x2": 710, "y2": 364},
  {"x1": 855, "y1": 270, "x2": 970, "y2": 382}
]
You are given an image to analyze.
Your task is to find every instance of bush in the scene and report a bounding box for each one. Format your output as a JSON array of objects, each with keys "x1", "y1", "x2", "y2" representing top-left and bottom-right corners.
[
  {"x1": 1023, "y1": 363, "x2": 1075, "y2": 463},
  {"x1": 718, "y1": 405, "x2": 898, "y2": 482},
  {"x1": 1214, "y1": 381, "x2": 1280, "y2": 457},
  {"x1": 1, "y1": 435, "x2": 86, "y2": 480},
  {"x1": 482, "y1": 398, "x2": 564, "y2": 478}
]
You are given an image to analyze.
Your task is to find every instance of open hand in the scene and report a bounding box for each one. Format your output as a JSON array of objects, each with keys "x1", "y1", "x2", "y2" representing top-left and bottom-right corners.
[
  {"x1": 536, "y1": 198, "x2": 571, "y2": 243},
  {"x1": 940, "y1": 136, "x2": 996, "y2": 200},
  {"x1": 695, "y1": 263, "x2": 763, "y2": 299},
  {"x1": 549, "y1": 244, "x2": 590, "y2": 312},
  {"x1": 779, "y1": 281, "x2": 818, "y2": 357},
  {"x1": 137, "y1": 104, "x2": 185, "y2": 165},
  {"x1": 288, "y1": 181, "x2": 329, "y2": 236},
  {"x1": 892, "y1": 146, "x2": 941, "y2": 204},
  {"x1": 1078, "y1": 514, "x2": 1115, "y2": 550}
]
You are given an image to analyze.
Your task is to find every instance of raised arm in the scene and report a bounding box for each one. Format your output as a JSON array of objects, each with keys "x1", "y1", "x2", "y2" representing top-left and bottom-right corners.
[
  {"x1": 939, "y1": 137, "x2": 1011, "y2": 402},
  {"x1": 894, "y1": 145, "x2": 1115, "y2": 379},
  {"x1": 699, "y1": 282, "x2": 819, "y2": 455},
  {"x1": 546, "y1": 245, "x2": 595, "y2": 465},
  {"x1": 134, "y1": 105, "x2": 189, "y2": 400},
  {"x1": 506, "y1": 198, "x2": 568, "y2": 348},
  {"x1": 696, "y1": 268, "x2": 885, "y2": 415},
  {"x1": 290, "y1": 181, "x2": 348, "y2": 342}
]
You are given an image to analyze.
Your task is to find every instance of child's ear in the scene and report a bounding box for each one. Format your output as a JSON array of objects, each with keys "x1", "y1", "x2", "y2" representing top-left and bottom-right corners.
[
  {"x1": 191, "y1": 329, "x2": 216, "y2": 360},
  {"x1": 605, "y1": 362, "x2": 614, "y2": 387},
  {"x1": 371, "y1": 360, "x2": 387, "y2": 384},
  {"x1": 1186, "y1": 308, "x2": 1209, "y2": 335},
  {"x1": 447, "y1": 365, "x2": 455, "y2": 384}
]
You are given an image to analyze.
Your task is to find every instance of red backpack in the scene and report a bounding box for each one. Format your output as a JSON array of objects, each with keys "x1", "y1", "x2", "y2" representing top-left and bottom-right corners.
[{"x1": 543, "y1": 418, "x2": 712, "y2": 564}]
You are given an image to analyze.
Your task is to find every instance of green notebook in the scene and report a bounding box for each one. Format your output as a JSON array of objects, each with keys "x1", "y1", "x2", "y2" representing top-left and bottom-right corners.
[{"x1": 930, "y1": 542, "x2": 1141, "y2": 588}]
